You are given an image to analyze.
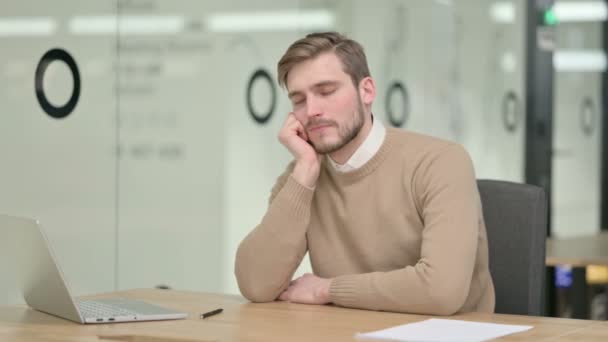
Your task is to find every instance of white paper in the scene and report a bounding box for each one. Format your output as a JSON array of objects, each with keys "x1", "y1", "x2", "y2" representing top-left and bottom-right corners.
[{"x1": 356, "y1": 318, "x2": 533, "y2": 342}]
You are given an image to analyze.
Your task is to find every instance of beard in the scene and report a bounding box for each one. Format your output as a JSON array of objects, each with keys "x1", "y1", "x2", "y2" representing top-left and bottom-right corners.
[{"x1": 307, "y1": 99, "x2": 365, "y2": 154}]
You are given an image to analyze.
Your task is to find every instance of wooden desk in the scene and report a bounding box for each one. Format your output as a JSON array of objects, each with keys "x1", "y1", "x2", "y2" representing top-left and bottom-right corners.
[
  {"x1": 546, "y1": 233, "x2": 608, "y2": 319},
  {"x1": 546, "y1": 232, "x2": 608, "y2": 267},
  {"x1": 1, "y1": 289, "x2": 607, "y2": 341}
]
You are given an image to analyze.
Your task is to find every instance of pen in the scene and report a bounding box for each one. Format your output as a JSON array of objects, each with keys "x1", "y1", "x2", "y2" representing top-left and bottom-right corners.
[{"x1": 200, "y1": 308, "x2": 223, "y2": 319}]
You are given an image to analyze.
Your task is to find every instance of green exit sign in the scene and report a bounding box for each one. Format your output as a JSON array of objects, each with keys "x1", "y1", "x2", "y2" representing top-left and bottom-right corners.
[{"x1": 543, "y1": 8, "x2": 558, "y2": 26}]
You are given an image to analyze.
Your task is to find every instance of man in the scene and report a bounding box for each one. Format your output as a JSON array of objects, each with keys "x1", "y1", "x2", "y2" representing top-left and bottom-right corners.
[{"x1": 235, "y1": 32, "x2": 495, "y2": 315}]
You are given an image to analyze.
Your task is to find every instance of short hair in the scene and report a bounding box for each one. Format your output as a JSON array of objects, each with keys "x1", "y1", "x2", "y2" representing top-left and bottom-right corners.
[{"x1": 277, "y1": 32, "x2": 371, "y2": 89}]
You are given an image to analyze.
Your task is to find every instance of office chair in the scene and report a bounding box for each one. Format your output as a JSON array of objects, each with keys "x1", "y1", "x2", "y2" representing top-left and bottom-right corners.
[{"x1": 477, "y1": 179, "x2": 547, "y2": 316}]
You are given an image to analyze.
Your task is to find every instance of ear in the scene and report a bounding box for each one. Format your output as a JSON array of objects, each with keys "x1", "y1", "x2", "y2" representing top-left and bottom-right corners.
[{"x1": 359, "y1": 76, "x2": 376, "y2": 106}]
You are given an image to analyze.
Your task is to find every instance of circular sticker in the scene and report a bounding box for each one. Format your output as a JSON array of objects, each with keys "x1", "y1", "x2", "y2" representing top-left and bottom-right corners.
[
  {"x1": 246, "y1": 68, "x2": 276, "y2": 125},
  {"x1": 35, "y1": 48, "x2": 81, "y2": 119},
  {"x1": 580, "y1": 97, "x2": 595, "y2": 136},
  {"x1": 385, "y1": 81, "x2": 409, "y2": 127},
  {"x1": 502, "y1": 91, "x2": 519, "y2": 133}
]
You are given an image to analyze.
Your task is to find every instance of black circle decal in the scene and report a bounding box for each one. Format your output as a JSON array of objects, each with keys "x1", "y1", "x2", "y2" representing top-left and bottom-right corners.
[
  {"x1": 385, "y1": 81, "x2": 409, "y2": 127},
  {"x1": 35, "y1": 48, "x2": 81, "y2": 119},
  {"x1": 502, "y1": 91, "x2": 519, "y2": 133},
  {"x1": 246, "y1": 68, "x2": 276, "y2": 125},
  {"x1": 580, "y1": 97, "x2": 595, "y2": 136}
]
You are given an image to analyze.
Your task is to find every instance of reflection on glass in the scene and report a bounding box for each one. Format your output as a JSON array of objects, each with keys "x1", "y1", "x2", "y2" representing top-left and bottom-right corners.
[
  {"x1": 553, "y1": 1, "x2": 608, "y2": 22},
  {"x1": 207, "y1": 9, "x2": 335, "y2": 32},
  {"x1": 0, "y1": 17, "x2": 57, "y2": 36},
  {"x1": 69, "y1": 15, "x2": 185, "y2": 35},
  {"x1": 553, "y1": 50, "x2": 607, "y2": 72}
]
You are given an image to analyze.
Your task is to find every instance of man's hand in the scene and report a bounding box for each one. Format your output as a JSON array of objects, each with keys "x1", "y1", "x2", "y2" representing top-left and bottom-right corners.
[
  {"x1": 278, "y1": 113, "x2": 321, "y2": 188},
  {"x1": 278, "y1": 273, "x2": 332, "y2": 305}
]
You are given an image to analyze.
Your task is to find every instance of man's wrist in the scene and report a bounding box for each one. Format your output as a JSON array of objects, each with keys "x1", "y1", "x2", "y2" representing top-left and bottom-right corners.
[
  {"x1": 292, "y1": 161, "x2": 319, "y2": 189},
  {"x1": 320, "y1": 278, "x2": 332, "y2": 303}
]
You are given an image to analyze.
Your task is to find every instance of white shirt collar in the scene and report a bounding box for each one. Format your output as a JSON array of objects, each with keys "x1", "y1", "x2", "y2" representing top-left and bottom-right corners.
[{"x1": 329, "y1": 116, "x2": 386, "y2": 172}]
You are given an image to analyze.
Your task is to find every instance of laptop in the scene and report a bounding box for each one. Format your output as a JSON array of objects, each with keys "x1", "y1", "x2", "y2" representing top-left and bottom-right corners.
[{"x1": 1, "y1": 214, "x2": 188, "y2": 324}]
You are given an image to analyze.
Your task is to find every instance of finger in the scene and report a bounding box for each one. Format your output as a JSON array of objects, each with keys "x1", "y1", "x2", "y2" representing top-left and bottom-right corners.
[
  {"x1": 279, "y1": 115, "x2": 303, "y2": 142},
  {"x1": 299, "y1": 127, "x2": 309, "y2": 142},
  {"x1": 296, "y1": 129, "x2": 308, "y2": 142},
  {"x1": 286, "y1": 116, "x2": 305, "y2": 136},
  {"x1": 286, "y1": 112, "x2": 302, "y2": 128},
  {"x1": 278, "y1": 290, "x2": 290, "y2": 301},
  {"x1": 285, "y1": 112, "x2": 296, "y2": 125},
  {"x1": 281, "y1": 112, "x2": 297, "y2": 128},
  {"x1": 289, "y1": 119, "x2": 308, "y2": 142},
  {"x1": 288, "y1": 113, "x2": 307, "y2": 132}
]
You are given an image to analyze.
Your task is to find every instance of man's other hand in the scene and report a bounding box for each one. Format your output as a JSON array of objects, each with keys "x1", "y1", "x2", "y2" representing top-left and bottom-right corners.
[{"x1": 278, "y1": 273, "x2": 332, "y2": 305}]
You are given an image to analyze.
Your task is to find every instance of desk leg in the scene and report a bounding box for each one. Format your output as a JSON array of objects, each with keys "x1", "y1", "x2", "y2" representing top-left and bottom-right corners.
[
  {"x1": 546, "y1": 266, "x2": 556, "y2": 316},
  {"x1": 605, "y1": 285, "x2": 608, "y2": 320},
  {"x1": 572, "y1": 267, "x2": 589, "y2": 319}
]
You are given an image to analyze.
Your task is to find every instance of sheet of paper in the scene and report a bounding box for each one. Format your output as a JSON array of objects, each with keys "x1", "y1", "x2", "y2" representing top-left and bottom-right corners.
[{"x1": 356, "y1": 318, "x2": 533, "y2": 342}]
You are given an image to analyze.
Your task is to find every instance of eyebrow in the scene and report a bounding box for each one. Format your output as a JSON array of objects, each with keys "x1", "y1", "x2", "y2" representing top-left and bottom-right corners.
[{"x1": 288, "y1": 80, "x2": 340, "y2": 99}]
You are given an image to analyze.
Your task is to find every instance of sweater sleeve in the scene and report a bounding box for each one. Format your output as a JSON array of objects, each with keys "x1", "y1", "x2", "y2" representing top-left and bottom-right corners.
[
  {"x1": 329, "y1": 144, "x2": 480, "y2": 315},
  {"x1": 235, "y1": 162, "x2": 314, "y2": 302}
]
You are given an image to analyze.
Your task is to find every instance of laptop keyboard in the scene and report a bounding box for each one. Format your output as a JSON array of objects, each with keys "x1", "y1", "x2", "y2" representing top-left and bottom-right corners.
[{"x1": 78, "y1": 300, "x2": 138, "y2": 318}]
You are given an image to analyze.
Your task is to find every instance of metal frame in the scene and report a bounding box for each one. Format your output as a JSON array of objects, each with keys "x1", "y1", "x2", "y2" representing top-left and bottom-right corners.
[
  {"x1": 524, "y1": 0, "x2": 555, "y2": 317},
  {"x1": 601, "y1": 0, "x2": 608, "y2": 232}
]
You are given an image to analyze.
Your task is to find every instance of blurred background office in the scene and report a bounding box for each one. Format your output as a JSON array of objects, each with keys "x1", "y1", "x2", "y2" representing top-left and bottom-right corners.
[{"x1": 0, "y1": 0, "x2": 606, "y2": 319}]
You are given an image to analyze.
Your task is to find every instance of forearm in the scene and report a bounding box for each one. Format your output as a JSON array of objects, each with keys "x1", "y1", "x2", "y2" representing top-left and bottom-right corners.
[
  {"x1": 329, "y1": 260, "x2": 474, "y2": 315},
  {"x1": 235, "y1": 176, "x2": 313, "y2": 302}
]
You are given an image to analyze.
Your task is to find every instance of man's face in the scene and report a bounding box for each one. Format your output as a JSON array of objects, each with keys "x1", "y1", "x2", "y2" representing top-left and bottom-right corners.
[{"x1": 286, "y1": 52, "x2": 367, "y2": 154}]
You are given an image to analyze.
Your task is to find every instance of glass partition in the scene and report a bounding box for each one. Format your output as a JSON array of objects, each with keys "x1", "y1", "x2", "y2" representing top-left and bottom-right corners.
[
  {"x1": 551, "y1": 0, "x2": 604, "y2": 237},
  {"x1": 0, "y1": 0, "x2": 118, "y2": 302}
]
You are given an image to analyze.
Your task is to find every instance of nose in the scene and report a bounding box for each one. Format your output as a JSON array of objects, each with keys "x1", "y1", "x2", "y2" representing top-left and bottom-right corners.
[{"x1": 305, "y1": 96, "x2": 322, "y2": 118}]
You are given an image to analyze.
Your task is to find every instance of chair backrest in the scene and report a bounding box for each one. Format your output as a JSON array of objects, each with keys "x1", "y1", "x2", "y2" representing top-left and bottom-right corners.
[{"x1": 477, "y1": 179, "x2": 547, "y2": 316}]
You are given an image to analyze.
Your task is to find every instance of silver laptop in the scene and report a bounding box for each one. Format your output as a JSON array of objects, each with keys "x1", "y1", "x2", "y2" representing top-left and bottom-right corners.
[{"x1": 1, "y1": 214, "x2": 188, "y2": 324}]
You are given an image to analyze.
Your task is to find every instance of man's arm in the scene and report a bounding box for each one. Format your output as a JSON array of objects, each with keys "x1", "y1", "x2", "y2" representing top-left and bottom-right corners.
[
  {"x1": 235, "y1": 165, "x2": 314, "y2": 302},
  {"x1": 235, "y1": 113, "x2": 321, "y2": 302}
]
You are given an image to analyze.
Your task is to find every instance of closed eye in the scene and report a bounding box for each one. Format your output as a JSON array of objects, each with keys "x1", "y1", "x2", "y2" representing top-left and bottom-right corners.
[{"x1": 317, "y1": 83, "x2": 338, "y2": 97}]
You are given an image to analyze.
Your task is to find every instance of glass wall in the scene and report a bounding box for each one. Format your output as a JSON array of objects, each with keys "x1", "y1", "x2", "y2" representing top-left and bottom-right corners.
[
  {"x1": 0, "y1": 0, "x2": 118, "y2": 303},
  {"x1": 551, "y1": 0, "x2": 604, "y2": 237}
]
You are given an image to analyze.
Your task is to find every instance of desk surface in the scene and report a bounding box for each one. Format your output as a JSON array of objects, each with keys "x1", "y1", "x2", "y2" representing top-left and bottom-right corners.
[
  {"x1": 1, "y1": 289, "x2": 607, "y2": 341},
  {"x1": 546, "y1": 232, "x2": 608, "y2": 267}
]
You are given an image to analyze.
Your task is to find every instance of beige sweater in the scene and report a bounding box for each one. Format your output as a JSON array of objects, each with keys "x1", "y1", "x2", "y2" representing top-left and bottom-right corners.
[{"x1": 235, "y1": 127, "x2": 495, "y2": 315}]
